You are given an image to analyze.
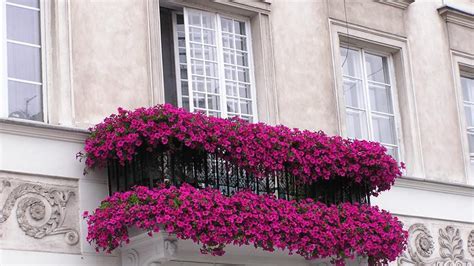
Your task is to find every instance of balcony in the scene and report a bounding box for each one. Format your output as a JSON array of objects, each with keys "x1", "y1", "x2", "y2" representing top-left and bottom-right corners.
[{"x1": 81, "y1": 104, "x2": 407, "y2": 265}]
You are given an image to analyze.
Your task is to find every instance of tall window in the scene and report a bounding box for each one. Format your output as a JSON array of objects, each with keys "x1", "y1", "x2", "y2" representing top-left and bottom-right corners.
[
  {"x1": 171, "y1": 8, "x2": 256, "y2": 122},
  {"x1": 340, "y1": 46, "x2": 399, "y2": 159},
  {"x1": 461, "y1": 74, "x2": 474, "y2": 157},
  {"x1": 3, "y1": 0, "x2": 43, "y2": 121}
]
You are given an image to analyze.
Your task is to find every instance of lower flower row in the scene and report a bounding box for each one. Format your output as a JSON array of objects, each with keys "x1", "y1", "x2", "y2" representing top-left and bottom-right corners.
[{"x1": 84, "y1": 184, "x2": 407, "y2": 265}]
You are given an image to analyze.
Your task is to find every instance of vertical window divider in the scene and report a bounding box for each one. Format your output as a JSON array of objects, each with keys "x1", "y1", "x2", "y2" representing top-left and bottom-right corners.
[
  {"x1": 171, "y1": 12, "x2": 183, "y2": 108},
  {"x1": 360, "y1": 48, "x2": 374, "y2": 141},
  {"x1": 183, "y1": 7, "x2": 195, "y2": 112},
  {"x1": 215, "y1": 13, "x2": 228, "y2": 119},
  {"x1": 40, "y1": 0, "x2": 48, "y2": 122}
]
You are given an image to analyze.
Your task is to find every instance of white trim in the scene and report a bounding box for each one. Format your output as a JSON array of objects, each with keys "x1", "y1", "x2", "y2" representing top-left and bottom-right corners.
[
  {"x1": 7, "y1": 77, "x2": 42, "y2": 85},
  {"x1": 450, "y1": 50, "x2": 474, "y2": 185},
  {"x1": 5, "y1": 1, "x2": 40, "y2": 11},
  {"x1": 0, "y1": 0, "x2": 8, "y2": 118},
  {"x1": 6, "y1": 39, "x2": 41, "y2": 48},
  {"x1": 339, "y1": 44, "x2": 401, "y2": 160},
  {"x1": 175, "y1": 7, "x2": 258, "y2": 122},
  {"x1": 328, "y1": 19, "x2": 426, "y2": 178}
]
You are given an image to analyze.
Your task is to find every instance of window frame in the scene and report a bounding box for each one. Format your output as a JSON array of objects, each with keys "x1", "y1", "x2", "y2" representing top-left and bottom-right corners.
[
  {"x1": 0, "y1": 0, "x2": 49, "y2": 123},
  {"x1": 339, "y1": 42, "x2": 403, "y2": 160},
  {"x1": 460, "y1": 71, "x2": 474, "y2": 158},
  {"x1": 170, "y1": 7, "x2": 258, "y2": 122}
]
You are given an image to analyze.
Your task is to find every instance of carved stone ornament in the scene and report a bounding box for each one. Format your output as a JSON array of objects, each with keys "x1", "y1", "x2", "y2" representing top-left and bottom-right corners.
[
  {"x1": 468, "y1": 230, "x2": 474, "y2": 257},
  {"x1": 398, "y1": 223, "x2": 474, "y2": 265},
  {"x1": 0, "y1": 182, "x2": 79, "y2": 245}
]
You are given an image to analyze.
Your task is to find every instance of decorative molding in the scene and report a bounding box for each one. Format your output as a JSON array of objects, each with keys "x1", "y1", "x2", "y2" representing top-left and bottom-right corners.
[
  {"x1": 394, "y1": 176, "x2": 474, "y2": 197},
  {"x1": 214, "y1": 0, "x2": 272, "y2": 14},
  {"x1": 0, "y1": 118, "x2": 88, "y2": 143},
  {"x1": 0, "y1": 181, "x2": 79, "y2": 246},
  {"x1": 375, "y1": 0, "x2": 414, "y2": 10},
  {"x1": 469, "y1": 230, "x2": 474, "y2": 256},
  {"x1": 438, "y1": 5, "x2": 474, "y2": 29},
  {"x1": 398, "y1": 223, "x2": 474, "y2": 265}
]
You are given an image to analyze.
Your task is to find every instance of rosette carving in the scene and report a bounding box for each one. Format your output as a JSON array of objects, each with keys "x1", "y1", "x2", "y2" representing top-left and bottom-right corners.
[{"x1": 0, "y1": 182, "x2": 79, "y2": 245}]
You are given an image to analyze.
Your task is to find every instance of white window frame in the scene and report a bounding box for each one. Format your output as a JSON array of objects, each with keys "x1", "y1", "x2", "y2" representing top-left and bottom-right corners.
[
  {"x1": 171, "y1": 7, "x2": 258, "y2": 122},
  {"x1": 460, "y1": 72, "x2": 474, "y2": 158},
  {"x1": 0, "y1": 0, "x2": 48, "y2": 123},
  {"x1": 339, "y1": 43, "x2": 402, "y2": 159}
]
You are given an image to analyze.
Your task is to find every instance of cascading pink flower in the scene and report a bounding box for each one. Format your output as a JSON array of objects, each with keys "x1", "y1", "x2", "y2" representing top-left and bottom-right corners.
[
  {"x1": 80, "y1": 104, "x2": 404, "y2": 196},
  {"x1": 84, "y1": 184, "x2": 408, "y2": 265}
]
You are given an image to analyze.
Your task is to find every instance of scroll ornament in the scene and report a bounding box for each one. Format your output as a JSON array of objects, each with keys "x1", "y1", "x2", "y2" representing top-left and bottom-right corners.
[{"x1": 0, "y1": 182, "x2": 79, "y2": 245}]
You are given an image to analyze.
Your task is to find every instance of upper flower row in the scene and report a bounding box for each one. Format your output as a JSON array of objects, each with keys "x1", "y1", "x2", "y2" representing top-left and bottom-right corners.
[{"x1": 82, "y1": 104, "x2": 403, "y2": 195}]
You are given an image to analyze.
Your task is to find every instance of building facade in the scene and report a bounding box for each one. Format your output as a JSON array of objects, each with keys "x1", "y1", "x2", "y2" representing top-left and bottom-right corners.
[{"x1": 0, "y1": 0, "x2": 473, "y2": 265}]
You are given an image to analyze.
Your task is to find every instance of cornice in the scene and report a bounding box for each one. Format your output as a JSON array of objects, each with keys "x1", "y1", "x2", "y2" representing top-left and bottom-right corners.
[
  {"x1": 438, "y1": 5, "x2": 474, "y2": 29},
  {"x1": 0, "y1": 118, "x2": 88, "y2": 143},
  {"x1": 375, "y1": 0, "x2": 415, "y2": 10},
  {"x1": 395, "y1": 176, "x2": 474, "y2": 197}
]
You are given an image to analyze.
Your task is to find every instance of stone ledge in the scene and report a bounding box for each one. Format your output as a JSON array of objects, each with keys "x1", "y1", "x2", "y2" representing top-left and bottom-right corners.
[
  {"x1": 375, "y1": 0, "x2": 415, "y2": 10},
  {"x1": 438, "y1": 4, "x2": 474, "y2": 29}
]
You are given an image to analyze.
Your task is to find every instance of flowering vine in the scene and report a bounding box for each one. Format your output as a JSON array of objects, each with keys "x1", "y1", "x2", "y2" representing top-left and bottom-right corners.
[
  {"x1": 81, "y1": 104, "x2": 403, "y2": 196},
  {"x1": 84, "y1": 184, "x2": 407, "y2": 265}
]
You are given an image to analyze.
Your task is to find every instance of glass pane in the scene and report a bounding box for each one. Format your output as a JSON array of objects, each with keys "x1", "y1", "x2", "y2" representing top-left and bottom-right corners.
[
  {"x1": 240, "y1": 100, "x2": 252, "y2": 115},
  {"x1": 226, "y1": 81, "x2": 237, "y2": 96},
  {"x1": 207, "y1": 95, "x2": 220, "y2": 110},
  {"x1": 182, "y1": 96, "x2": 190, "y2": 110},
  {"x1": 234, "y1": 21, "x2": 246, "y2": 35},
  {"x1": 372, "y1": 114, "x2": 396, "y2": 145},
  {"x1": 235, "y1": 36, "x2": 247, "y2": 51},
  {"x1": 193, "y1": 92, "x2": 206, "y2": 108},
  {"x1": 461, "y1": 76, "x2": 474, "y2": 102},
  {"x1": 239, "y1": 83, "x2": 251, "y2": 99},
  {"x1": 192, "y1": 76, "x2": 205, "y2": 92},
  {"x1": 8, "y1": 0, "x2": 40, "y2": 8},
  {"x1": 8, "y1": 80, "x2": 42, "y2": 121},
  {"x1": 188, "y1": 12, "x2": 201, "y2": 26},
  {"x1": 221, "y1": 18, "x2": 233, "y2": 33},
  {"x1": 369, "y1": 83, "x2": 393, "y2": 113},
  {"x1": 7, "y1": 5, "x2": 40, "y2": 44},
  {"x1": 346, "y1": 109, "x2": 368, "y2": 139},
  {"x1": 236, "y1": 51, "x2": 248, "y2": 66},
  {"x1": 191, "y1": 60, "x2": 204, "y2": 76},
  {"x1": 181, "y1": 81, "x2": 189, "y2": 96},
  {"x1": 468, "y1": 133, "x2": 474, "y2": 154},
  {"x1": 206, "y1": 78, "x2": 219, "y2": 94},
  {"x1": 340, "y1": 47, "x2": 362, "y2": 78},
  {"x1": 189, "y1": 27, "x2": 201, "y2": 42},
  {"x1": 365, "y1": 53, "x2": 390, "y2": 84},
  {"x1": 385, "y1": 146, "x2": 398, "y2": 161},
  {"x1": 201, "y1": 14, "x2": 214, "y2": 29},
  {"x1": 7, "y1": 42, "x2": 42, "y2": 82},
  {"x1": 464, "y1": 103, "x2": 474, "y2": 127},
  {"x1": 202, "y1": 29, "x2": 215, "y2": 45},
  {"x1": 227, "y1": 98, "x2": 239, "y2": 113},
  {"x1": 343, "y1": 78, "x2": 364, "y2": 109},
  {"x1": 179, "y1": 65, "x2": 187, "y2": 80},
  {"x1": 203, "y1": 45, "x2": 216, "y2": 61},
  {"x1": 237, "y1": 68, "x2": 249, "y2": 83},
  {"x1": 224, "y1": 65, "x2": 236, "y2": 80},
  {"x1": 205, "y1": 62, "x2": 218, "y2": 78},
  {"x1": 190, "y1": 43, "x2": 203, "y2": 59},
  {"x1": 222, "y1": 33, "x2": 234, "y2": 49},
  {"x1": 178, "y1": 48, "x2": 187, "y2": 63},
  {"x1": 223, "y1": 49, "x2": 235, "y2": 64}
]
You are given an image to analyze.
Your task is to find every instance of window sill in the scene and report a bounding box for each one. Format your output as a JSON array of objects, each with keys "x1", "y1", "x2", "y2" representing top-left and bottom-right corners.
[{"x1": 0, "y1": 117, "x2": 89, "y2": 143}]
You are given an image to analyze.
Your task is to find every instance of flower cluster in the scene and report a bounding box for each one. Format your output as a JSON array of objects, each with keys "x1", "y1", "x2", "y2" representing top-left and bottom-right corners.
[
  {"x1": 84, "y1": 184, "x2": 407, "y2": 265},
  {"x1": 82, "y1": 104, "x2": 403, "y2": 195}
]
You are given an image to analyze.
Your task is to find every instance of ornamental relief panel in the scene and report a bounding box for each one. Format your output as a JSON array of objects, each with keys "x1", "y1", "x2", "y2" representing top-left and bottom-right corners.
[
  {"x1": 0, "y1": 174, "x2": 80, "y2": 253},
  {"x1": 398, "y1": 222, "x2": 474, "y2": 265}
]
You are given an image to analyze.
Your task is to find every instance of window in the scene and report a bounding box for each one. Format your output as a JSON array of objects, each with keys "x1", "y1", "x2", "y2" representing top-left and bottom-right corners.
[
  {"x1": 340, "y1": 46, "x2": 399, "y2": 159},
  {"x1": 461, "y1": 74, "x2": 474, "y2": 157},
  {"x1": 2, "y1": 0, "x2": 44, "y2": 121},
  {"x1": 164, "y1": 7, "x2": 256, "y2": 122}
]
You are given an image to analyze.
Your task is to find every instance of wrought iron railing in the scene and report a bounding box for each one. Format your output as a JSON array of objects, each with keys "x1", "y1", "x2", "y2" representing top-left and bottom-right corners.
[{"x1": 107, "y1": 147, "x2": 371, "y2": 205}]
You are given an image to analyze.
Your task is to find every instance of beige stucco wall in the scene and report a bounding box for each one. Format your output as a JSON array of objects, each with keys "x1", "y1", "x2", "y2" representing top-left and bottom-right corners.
[
  {"x1": 65, "y1": 0, "x2": 473, "y2": 184},
  {"x1": 70, "y1": 0, "x2": 152, "y2": 126}
]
